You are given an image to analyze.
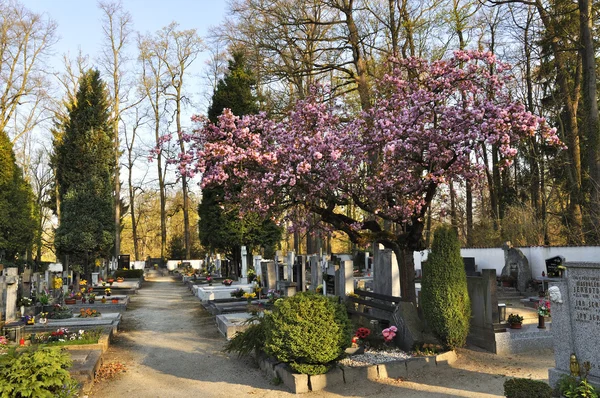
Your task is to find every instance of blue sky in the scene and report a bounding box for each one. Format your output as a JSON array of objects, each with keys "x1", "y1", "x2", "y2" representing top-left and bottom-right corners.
[
  {"x1": 21, "y1": 0, "x2": 229, "y2": 112},
  {"x1": 22, "y1": 0, "x2": 227, "y2": 58}
]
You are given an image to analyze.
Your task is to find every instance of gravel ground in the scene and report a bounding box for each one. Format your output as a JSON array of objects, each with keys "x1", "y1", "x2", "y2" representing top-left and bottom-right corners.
[{"x1": 88, "y1": 274, "x2": 555, "y2": 398}]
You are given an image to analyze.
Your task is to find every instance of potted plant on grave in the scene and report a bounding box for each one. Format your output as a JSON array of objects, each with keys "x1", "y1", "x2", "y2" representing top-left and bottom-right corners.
[
  {"x1": 64, "y1": 292, "x2": 77, "y2": 305},
  {"x1": 107, "y1": 278, "x2": 114, "y2": 286},
  {"x1": 88, "y1": 293, "x2": 96, "y2": 304},
  {"x1": 507, "y1": 313, "x2": 524, "y2": 329},
  {"x1": 38, "y1": 312, "x2": 48, "y2": 324},
  {"x1": 222, "y1": 279, "x2": 233, "y2": 286},
  {"x1": 104, "y1": 288, "x2": 111, "y2": 297},
  {"x1": 230, "y1": 288, "x2": 245, "y2": 299},
  {"x1": 101, "y1": 296, "x2": 107, "y2": 304},
  {"x1": 116, "y1": 277, "x2": 124, "y2": 283},
  {"x1": 536, "y1": 299, "x2": 550, "y2": 329},
  {"x1": 38, "y1": 291, "x2": 52, "y2": 312}
]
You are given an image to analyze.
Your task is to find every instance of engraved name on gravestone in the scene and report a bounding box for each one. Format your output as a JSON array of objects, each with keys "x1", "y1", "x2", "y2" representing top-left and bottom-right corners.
[{"x1": 568, "y1": 269, "x2": 600, "y2": 378}]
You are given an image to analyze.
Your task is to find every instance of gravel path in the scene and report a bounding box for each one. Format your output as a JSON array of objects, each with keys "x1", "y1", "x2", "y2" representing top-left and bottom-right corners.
[{"x1": 89, "y1": 275, "x2": 555, "y2": 398}]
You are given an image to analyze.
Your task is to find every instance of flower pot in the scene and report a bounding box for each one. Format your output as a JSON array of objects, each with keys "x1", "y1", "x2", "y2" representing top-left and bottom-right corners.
[
  {"x1": 65, "y1": 298, "x2": 77, "y2": 305},
  {"x1": 88, "y1": 299, "x2": 95, "y2": 304},
  {"x1": 107, "y1": 293, "x2": 111, "y2": 297},
  {"x1": 111, "y1": 299, "x2": 118, "y2": 304},
  {"x1": 509, "y1": 322, "x2": 522, "y2": 329},
  {"x1": 38, "y1": 318, "x2": 47, "y2": 324}
]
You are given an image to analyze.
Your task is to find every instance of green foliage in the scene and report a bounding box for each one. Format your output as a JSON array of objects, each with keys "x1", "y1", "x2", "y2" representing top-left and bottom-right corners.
[
  {"x1": 503, "y1": 378, "x2": 553, "y2": 398},
  {"x1": 507, "y1": 313, "x2": 524, "y2": 324},
  {"x1": 263, "y1": 292, "x2": 352, "y2": 375},
  {"x1": 53, "y1": 69, "x2": 115, "y2": 270},
  {"x1": 0, "y1": 130, "x2": 36, "y2": 261},
  {"x1": 207, "y1": 51, "x2": 259, "y2": 123},
  {"x1": 0, "y1": 346, "x2": 78, "y2": 397},
  {"x1": 420, "y1": 225, "x2": 471, "y2": 349},
  {"x1": 113, "y1": 269, "x2": 144, "y2": 278},
  {"x1": 558, "y1": 375, "x2": 598, "y2": 398}
]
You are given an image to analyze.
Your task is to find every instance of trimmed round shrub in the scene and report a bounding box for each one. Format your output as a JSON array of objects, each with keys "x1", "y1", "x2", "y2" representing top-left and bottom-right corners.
[
  {"x1": 263, "y1": 292, "x2": 352, "y2": 375},
  {"x1": 504, "y1": 378, "x2": 553, "y2": 398},
  {"x1": 420, "y1": 225, "x2": 471, "y2": 348}
]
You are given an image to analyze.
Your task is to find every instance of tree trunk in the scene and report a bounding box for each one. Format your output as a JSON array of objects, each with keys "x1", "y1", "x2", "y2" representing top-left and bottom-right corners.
[{"x1": 579, "y1": 0, "x2": 600, "y2": 242}]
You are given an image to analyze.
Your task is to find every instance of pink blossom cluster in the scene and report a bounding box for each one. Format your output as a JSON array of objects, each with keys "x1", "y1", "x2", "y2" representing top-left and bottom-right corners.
[
  {"x1": 382, "y1": 326, "x2": 397, "y2": 342},
  {"x1": 163, "y1": 51, "x2": 561, "y2": 239}
]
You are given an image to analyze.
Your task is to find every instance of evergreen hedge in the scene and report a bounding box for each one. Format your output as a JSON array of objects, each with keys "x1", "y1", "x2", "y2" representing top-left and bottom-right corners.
[{"x1": 420, "y1": 225, "x2": 471, "y2": 348}]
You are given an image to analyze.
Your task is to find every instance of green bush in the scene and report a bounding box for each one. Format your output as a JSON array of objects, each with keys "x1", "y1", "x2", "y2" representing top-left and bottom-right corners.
[
  {"x1": 504, "y1": 378, "x2": 553, "y2": 398},
  {"x1": 263, "y1": 292, "x2": 352, "y2": 375},
  {"x1": 558, "y1": 374, "x2": 598, "y2": 398},
  {"x1": 420, "y1": 225, "x2": 471, "y2": 348},
  {"x1": 0, "y1": 346, "x2": 79, "y2": 397},
  {"x1": 113, "y1": 269, "x2": 144, "y2": 278}
]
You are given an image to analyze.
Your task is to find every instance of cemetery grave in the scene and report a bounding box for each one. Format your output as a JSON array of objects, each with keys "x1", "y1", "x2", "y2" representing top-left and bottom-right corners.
[{"x1": 0, "y1": 263, "x2": 145, "y2": 394}]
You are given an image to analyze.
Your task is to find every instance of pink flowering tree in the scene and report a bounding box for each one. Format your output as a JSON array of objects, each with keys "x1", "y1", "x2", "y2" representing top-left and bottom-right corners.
[{"x1": 184, "y1": 51, "x2": 560, "y2": 304}]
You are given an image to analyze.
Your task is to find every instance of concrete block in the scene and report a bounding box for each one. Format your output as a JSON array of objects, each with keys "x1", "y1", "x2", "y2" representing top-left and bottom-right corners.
[
  {"x1": 405, "y1": 356, "x2": 435, "y2": 374},
  {"x1": 340, "y1": 365, "x2": 368, "y2": 384},
  {"x1": 275, "y1": 363, "x2": 310, "y2": 393},
  {"x1": 309, "y1": 367, "x2": 344, "y2": 391},
  {"x1": 366, "y1": 364, "x2": 380, "y2": 380},
  {"x1": 435, "y1": 350, "x2": 457, "y2": 366},
  {"x1": 378, "y1": 360, "x2": 407, "y2": 379}
]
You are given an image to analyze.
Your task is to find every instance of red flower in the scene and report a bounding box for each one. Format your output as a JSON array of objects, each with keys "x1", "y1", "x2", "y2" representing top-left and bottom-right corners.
[{"x1": 355, "y1": 327, "x2": 371, "y2": 339}]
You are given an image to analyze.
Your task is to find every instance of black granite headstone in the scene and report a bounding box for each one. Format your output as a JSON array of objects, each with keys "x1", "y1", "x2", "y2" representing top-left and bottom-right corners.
[{"x1": 545, "y1": 256, "x2": 564, "y2": 278}]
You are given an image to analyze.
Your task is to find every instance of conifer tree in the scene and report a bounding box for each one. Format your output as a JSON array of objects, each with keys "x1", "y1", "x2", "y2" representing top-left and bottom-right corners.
[
  {"x1": 0, "y1": 130, "x2": 35, "y2": 262},
  {"x1": 421, "y1": 225, "x2": 471, "y2": 348},
  {"x1": 53, "y1": 69, "x2": 115, "y2": 272}
]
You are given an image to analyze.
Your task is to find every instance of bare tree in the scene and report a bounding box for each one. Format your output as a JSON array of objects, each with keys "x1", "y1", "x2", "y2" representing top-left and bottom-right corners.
[
  {"x1": 98, "y1": 0, "x2": 135, "y2": 262},
  {"x1": 151, "y1": 22, "x2": 203, "y2": 260},
  {"x1": 0, "y1": 1, "x2": 57, "y2": 160}
]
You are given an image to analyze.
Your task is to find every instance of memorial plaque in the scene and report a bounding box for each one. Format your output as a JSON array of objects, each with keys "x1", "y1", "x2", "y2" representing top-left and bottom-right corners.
[
  {"x1": 546, "y1": 256, "x2": 564, "y2": 278},
  {"x1": 549, "y1": 262, "x2": 600, "y2": 389}
]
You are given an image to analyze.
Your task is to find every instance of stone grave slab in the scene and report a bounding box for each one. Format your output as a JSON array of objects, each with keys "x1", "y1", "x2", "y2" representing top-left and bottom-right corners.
[
  {"x1": 196, "y1": 284, "x2": 254, "y2": 302},
  {"x1": 216, "y1": 312, "x2": 259, "y2": 339}
]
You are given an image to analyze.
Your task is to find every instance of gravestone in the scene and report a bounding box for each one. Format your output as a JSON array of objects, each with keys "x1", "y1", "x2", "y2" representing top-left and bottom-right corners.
[
  {"x1": 295, "y1": 255, "x2": 306, "y2": 292},
  {"x1": 260, "y1": 260, "x2": 277, "y2": 291},
  {"x1": 466, "y1": 269, "x2": 499, "y2": 353},
  {"x1": 337, "y1": 260, "x2": 354, "y2": 299},
  {"x1": 309, "y1": 255, "x2": 322, "y2": 292},
  {"x1": 118, "y1": 254, "x2": 130, "y2": 269},
  {"x1": 286, "y1": 251, "x2": 294, "y2": 282},
  {"x1": 240, "y1": 246, "x2": 248, "y2": 284},
  {"x1": 548, "y1": 262, "x2": 600, "y2": 390},
  {"x1": 546, "y1": 256, "x2": 565, "y2": 278},
  {"x1": 463, "y1": 257, "x2": 478, "y2": 276},
  {"x1": 0, "y1": 277, "x2": 5, "y2": 322},
  {"x1": 373, "y1": 245, "x2": 400, "y2": 297},
  {"x1": 4, "y1": 274, "x2": 18, "y2": 322},
  {"x1": 253, "y1": 255, "x2": 263, "y2": 282},
  {"x1": 501, "y1": 242, "x2": 532, "y2": 293}
]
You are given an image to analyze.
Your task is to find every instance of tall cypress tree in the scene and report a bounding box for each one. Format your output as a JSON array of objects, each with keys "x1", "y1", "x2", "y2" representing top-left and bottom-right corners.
[
  {"x1": 53, "y1": 69, "x2": 115, "y2": 272},
  {"x1": 420, "y1": 225, "x2": 471, "y2": 348},
  {"x1": 0, "y1": 130, "x2": 35, "y2": 262},
  {"x1": 200, "y1": 51, "x2": 280, "y2": 268}
]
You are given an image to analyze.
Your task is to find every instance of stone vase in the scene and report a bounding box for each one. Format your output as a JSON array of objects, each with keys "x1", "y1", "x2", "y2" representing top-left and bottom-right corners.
[{"x1": 538, "y1": 315, "x2": 546, "y2": 329}]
